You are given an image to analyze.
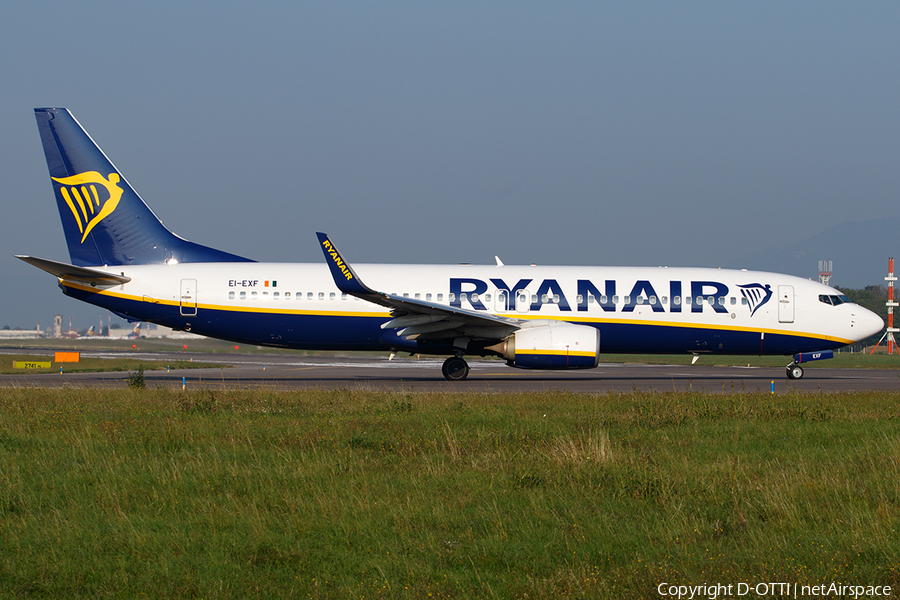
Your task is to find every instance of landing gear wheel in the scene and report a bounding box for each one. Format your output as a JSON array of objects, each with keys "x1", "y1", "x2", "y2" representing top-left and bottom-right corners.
[
  {"x1": 786, "y1": 365, "x2": 804, "y2": 380},
  {"x1": 442, "y1": 356, "x2": 470, "y2": 381}
]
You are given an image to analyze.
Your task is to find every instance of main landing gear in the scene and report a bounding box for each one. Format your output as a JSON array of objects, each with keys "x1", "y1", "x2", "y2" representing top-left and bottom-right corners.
[
  {"x1": 442, "y1": 356, "x2": 470, "y2": 381},
  {"x1": 786, "y1": 363, "x2": 804, "y2": 380}
]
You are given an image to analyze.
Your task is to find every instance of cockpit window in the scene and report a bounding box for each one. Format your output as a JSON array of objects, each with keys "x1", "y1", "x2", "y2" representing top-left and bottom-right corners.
[{"x1": 819, "y1": 294, "x2": 851, "y2": 306}]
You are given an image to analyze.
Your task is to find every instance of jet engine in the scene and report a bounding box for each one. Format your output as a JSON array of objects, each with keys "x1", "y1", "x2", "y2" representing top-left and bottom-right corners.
[{"x1": 487, "y1": 322, "x2": 600, "y2": 369}]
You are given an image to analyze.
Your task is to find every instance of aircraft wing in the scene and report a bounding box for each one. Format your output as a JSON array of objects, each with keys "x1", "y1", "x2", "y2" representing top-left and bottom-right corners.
[
  {"x1": 16, "y1": 255, "x2": 132, "y2": 285},
  {"x1": 316, "y1": 233, "x2": 520, "y2": 340}
]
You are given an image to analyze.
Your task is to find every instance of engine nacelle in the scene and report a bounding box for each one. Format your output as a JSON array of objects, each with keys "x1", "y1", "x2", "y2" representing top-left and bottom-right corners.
[{"x1": 487, "y1": 322, "x2": 600, "y2": 370}]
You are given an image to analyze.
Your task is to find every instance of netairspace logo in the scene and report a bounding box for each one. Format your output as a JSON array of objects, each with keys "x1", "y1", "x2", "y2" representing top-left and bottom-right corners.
[{"x1": 657, "y1": 582, "x2": 892, "y2": 599}]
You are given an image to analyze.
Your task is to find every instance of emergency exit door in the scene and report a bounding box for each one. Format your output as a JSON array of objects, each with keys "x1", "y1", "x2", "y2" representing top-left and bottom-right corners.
[
  {"x1": 180, "y1": 279, "x2": 197, "y2": 316},
  {"x1": 777, "y1": 285, "x2": 794, "y2": 323}
]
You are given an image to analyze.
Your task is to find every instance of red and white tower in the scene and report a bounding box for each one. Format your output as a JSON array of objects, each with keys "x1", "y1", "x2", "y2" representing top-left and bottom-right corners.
[
  {"x1": 887, "y1": 257, "x2": 898, "y2": 355},
  {"x1": 873, "y1": 257, "x2": 898, "y2": 355}
]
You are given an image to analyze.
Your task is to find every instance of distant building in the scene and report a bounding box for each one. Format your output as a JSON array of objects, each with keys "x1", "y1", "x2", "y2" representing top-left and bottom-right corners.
[
  {"x1": 105, "y1": 323, "x2": 204, "y2": 340},
  {"x1": 0, "y1": 329, "x2": 44, "y2": 339}
]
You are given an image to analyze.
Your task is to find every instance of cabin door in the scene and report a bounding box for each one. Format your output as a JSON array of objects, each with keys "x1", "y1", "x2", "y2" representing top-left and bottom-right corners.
[
  {"x1": 180, "y1": 279, "x2": 197, "y2": 316},
  {"x1": 777, "y1": 285, "x2": 794, "y2": 323}
]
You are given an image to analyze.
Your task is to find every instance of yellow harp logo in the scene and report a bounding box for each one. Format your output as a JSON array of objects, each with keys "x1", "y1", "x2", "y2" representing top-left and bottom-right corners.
[{"x1": 51, "y1": 171, "x2": 124, "y2": 243}]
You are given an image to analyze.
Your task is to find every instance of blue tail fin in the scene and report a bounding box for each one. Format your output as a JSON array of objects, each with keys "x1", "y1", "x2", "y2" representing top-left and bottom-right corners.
[{"x1": 34, "y1": 108, "x2": 253, "y2": 266}]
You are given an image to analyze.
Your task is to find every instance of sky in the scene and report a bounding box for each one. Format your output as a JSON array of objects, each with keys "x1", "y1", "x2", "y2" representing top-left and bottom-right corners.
[{"x1": 2, "y1": 1, "x2": 899, "y2": 329}]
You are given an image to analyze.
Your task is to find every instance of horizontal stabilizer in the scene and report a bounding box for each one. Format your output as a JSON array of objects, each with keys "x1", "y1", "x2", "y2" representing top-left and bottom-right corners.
[{"x1": 16, "y1": 255, "x2": 131, "y2": 285}]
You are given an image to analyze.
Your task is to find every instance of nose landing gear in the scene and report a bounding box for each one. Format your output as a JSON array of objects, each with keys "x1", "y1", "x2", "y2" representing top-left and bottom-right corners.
[{"x1": 786, "y1": 363, "x2": 804, "y2": 380}]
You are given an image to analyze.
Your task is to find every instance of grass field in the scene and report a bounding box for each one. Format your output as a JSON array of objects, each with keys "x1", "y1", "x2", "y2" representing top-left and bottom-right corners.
[{"x1": 1, "y1": 388, "x2": 899, "y2": 598}]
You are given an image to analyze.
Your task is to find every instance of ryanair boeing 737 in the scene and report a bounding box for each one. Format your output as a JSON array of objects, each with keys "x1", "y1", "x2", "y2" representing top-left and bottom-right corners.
[{"x1": 17, "y1": 108, "x2": 884, "y2": 380}]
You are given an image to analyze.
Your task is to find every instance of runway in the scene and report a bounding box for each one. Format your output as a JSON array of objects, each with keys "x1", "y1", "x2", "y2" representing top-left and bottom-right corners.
[{"x1": 1, "y1": 349, "x2": 898, "y2": 393}]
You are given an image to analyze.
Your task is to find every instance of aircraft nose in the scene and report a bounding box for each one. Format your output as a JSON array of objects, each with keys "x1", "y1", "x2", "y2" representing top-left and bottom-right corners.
[{"x1": 854, "y1": 306, "x2": 884, "y2": 340}]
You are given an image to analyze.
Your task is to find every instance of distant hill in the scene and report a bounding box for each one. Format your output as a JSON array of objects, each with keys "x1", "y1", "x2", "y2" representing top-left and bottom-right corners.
[{"x1": 726, "y1": 217, "x2": 900, "y2": 289}]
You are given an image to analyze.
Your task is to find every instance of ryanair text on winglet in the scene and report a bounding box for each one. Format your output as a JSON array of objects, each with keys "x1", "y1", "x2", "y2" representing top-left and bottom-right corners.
[{"x1": 321, "y1": 240, "x2": 354, "y2": 281}]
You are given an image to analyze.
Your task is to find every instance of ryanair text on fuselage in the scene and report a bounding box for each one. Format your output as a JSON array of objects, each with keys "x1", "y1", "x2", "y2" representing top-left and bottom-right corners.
[{"x1": 449, "y1": 277, "x2": 772, "y2": 315}]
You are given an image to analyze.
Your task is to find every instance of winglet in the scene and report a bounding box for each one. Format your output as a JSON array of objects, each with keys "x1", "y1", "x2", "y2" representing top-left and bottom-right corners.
[{"x1": 316, "y1": 232, "x2": 377, "y2": 298}]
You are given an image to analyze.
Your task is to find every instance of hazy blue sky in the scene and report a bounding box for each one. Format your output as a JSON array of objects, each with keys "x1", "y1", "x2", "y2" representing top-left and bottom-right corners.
[{"x1": 2, "y1": 1, "x2": 899, "y2": 329}]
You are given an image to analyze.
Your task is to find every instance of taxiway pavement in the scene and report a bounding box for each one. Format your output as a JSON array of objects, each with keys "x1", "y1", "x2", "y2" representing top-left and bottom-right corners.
[{"x1": 1, "y1": 349, "x2": 898, "y2": 393}]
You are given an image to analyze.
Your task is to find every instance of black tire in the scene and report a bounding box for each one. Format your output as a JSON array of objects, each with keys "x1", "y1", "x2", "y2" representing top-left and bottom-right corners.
[
  {"x1": 442, "y1": 356, "x2": 469, "y2": 381},
  {"x1": 786, "y1": 365, "x2": 804, "y2": 380}
]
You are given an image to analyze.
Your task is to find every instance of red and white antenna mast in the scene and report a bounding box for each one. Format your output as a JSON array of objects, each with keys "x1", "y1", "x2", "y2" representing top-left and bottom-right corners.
[
  {"x1": 871, "y1": 257, "x2": 897, "y2": 355},
  {"x1": 818, "y1": 260, "x2": 833, "y2": 286},
  {"x1": 887, "y1": 257, "x2": 898, "y2": 355}
]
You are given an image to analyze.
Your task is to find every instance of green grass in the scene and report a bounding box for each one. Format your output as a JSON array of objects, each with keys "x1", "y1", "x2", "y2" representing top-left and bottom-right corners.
[
  {"x1": 1, "y1": 355, "x2": 221, "y2": 375},
  {"x1": 1, "y1": 388, "x2": 899, "y2": 598}
]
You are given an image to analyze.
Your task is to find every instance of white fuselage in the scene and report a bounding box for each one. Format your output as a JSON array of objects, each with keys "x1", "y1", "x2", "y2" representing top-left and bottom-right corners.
[{"x1": 60, "y1": 262, "x2": 882, "y2": 355}]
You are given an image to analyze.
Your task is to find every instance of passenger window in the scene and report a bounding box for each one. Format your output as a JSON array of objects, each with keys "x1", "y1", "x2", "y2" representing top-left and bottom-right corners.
[
  {"x1": 553, "y1": 294, "x2": 560, "y2": 304},
  {"x1": 742, "y1": 297, "x2": 748, "y2": 305},
  {"x1": 600, "y1": 295, "x2": 608, "y2": 304},
  {"x1": 329, "y1": 292, "x2": 336, "y2": 300},
  {"x1": 624, "y1": 295, "x2": 631, "y2": 305},
  {"x1": 577, "y1": 294, "x2": 584, "y2": 304},
  {"x1": 251, "y1": 291, "x2": 258, "y2": 299},
  {"x1": 485, "y1": 293, "x2": 491, "y2": 302},
  {"x1": 730, "y1": 297, "x2": 736, "y2": 305},
  {"x1": 228, "y1": 291, "x2": 235, "y2": 300},
  {"x1": 415, "y1": 293, "x2": 421, "y2": 299},
  {"x1": 318, "y1": 292, "x2": 324, "y2": 300},
  {"x1": 717, "y1": 297, "x2": 724, "y2": 306},
  {"x1": 541, "y1": 294, "x2": 548, "y2": 303},
  {"x1": 273, "y1": 292, "x2": 279, "y2": 299},
  {"x1": 471, "y1": 293, "x2": 478, "y2": 303},
  {"x1": 662, "y1": 296, "x2": 668, "y2": 305},
  {"x1": 342, "y1": 293, "x2": 347, "y2": 300},
  {"x1": 531, "y1": 294, "x2": 538, "y2": 303},
  {"x1": 426, "y1": 293, "x2": 432, "y2": 301},
  {"x1": 672, "y1": 296, "x2": 680, "y2": 306},
  {"x1": 307, "y1": 292, "x2": 313, "y2": 300},
  {"x1": 449, "y1": 293, "x2": 455, "y2": 302},
  {"x1": 284, "y1": 292, "x2": 291, "y2": 299},
  {"x1": 240, "y1": 291, "x2": 246, "y2": 300},
  {"x1": 649, "y1": 296, "x2": 657, "y2": 305},
  {"x1": 438, "y1": 293, "x2": 444, "y2": 302},
  {"x1": 685, "y1": 296, "x2": 692, "y2": 305},
  {"x1": 612, "y1": 295, "x2": 619, "y2": 304}
]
